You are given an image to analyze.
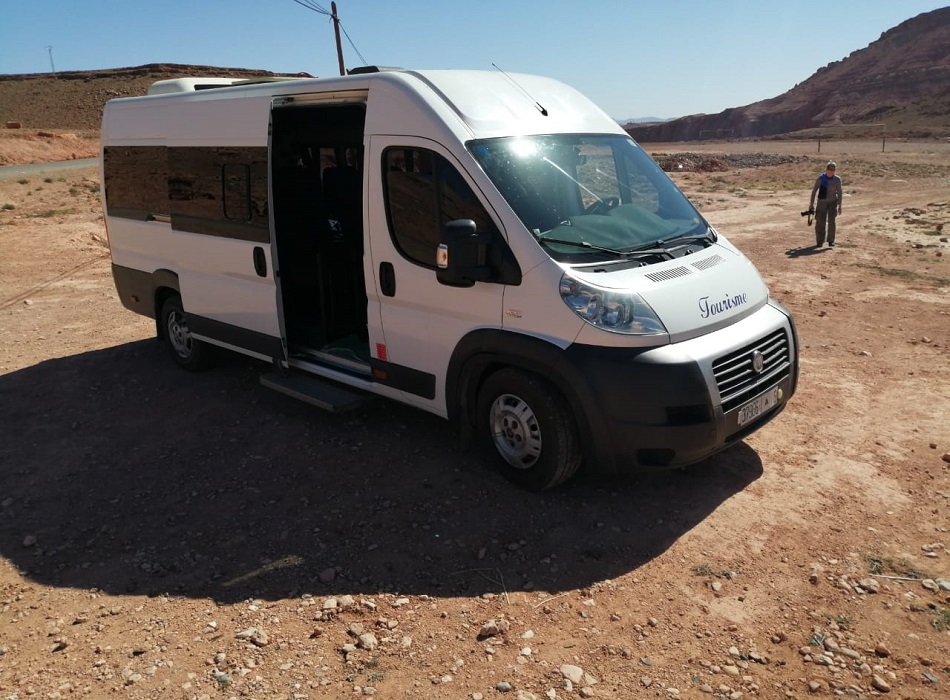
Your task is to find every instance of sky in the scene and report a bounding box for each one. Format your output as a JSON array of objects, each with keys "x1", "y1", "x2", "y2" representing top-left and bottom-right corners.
[{"x1": 1, "y1": 1, "x2": 947, "y2": 120}]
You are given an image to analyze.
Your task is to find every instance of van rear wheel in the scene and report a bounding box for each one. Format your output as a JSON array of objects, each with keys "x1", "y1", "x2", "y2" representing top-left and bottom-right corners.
[
  {"x1": 476, "y1": 368, "x2": 582, "y2": 490},
  {"x1": 160, "y1": 295, "x2": 212, "y2": 371}
]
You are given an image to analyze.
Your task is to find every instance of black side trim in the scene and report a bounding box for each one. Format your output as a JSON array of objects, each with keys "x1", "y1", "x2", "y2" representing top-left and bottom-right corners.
[
  {"x1": 369, "y1": 358, "x2": 436, "y2": 400},
  {"x1": 187, "y1": 314, "x2": 284, "y2": 360}
]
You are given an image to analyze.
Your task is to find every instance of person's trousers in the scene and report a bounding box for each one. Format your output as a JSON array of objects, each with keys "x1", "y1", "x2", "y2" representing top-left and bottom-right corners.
[{"x1": 815, "y1": 199, "x2": 838, "y2": 245}]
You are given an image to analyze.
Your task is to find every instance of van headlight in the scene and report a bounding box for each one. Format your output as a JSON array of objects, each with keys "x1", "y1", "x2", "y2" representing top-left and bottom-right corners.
[{"x1": 559, "y1": 274, "x2": 667, "y2": 335}]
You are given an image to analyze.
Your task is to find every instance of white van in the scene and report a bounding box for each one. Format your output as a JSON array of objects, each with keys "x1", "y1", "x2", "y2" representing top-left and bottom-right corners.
[{"x1": 100, "y1": 67, "x2": 799, "y2": 490}]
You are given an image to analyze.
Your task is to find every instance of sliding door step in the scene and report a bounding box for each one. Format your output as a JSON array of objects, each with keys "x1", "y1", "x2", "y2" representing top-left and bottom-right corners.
[{"x1": 260, "y1": 372, "x2": 365, "y2": 413}]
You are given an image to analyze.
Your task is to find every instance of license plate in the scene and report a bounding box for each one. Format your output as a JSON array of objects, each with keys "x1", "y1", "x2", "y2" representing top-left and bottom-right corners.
[{"x1": 736, "y1": 388, "x2": 781, "y2": 427}]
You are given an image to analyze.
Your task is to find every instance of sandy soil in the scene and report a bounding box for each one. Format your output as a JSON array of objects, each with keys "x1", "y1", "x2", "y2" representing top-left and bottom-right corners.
[
  {"x1": 0, "y1": 131, "x2": 99, "y2": 167},
  {"x1": 0, "y1": 140, "x2": 948, "y2": 700}
]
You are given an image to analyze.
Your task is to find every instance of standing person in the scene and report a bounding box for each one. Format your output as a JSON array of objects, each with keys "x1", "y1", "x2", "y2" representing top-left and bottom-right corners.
[{"x1": 808, "y1": 161, "x2": 843, "y2": 247}]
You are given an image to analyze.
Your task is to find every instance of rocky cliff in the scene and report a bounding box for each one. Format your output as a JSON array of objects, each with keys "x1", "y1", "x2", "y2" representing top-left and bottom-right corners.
[{"x1": 627, "y1": 7, "x2": 950, "y2": 141}]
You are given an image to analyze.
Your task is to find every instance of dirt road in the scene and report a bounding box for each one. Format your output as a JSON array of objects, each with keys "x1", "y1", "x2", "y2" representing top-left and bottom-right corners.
[{"x1": 0, "y1": 141, "x2": 948, "y2": 699}]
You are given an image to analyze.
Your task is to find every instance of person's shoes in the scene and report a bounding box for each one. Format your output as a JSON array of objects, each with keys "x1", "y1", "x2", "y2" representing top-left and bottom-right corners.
[{"x1": 828, "y1": 242, "x2": 835, "y2": 247}]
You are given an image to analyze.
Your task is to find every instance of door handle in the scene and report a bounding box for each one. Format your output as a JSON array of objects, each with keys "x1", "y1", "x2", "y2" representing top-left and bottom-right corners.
[
  {"x1": 253, "y1": 247, "x2": 267, "y2": 277},
  {"x1": 379, "y1": 262, "x2": 395, "y2": 297}
]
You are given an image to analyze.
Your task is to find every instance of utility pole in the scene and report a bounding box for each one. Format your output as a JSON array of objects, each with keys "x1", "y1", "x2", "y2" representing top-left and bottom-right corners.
[
  {"x1": 46, "y1": 46, "x2": 55, "y2": 73},
  {"x1": 331, "y1": 2, "x2": 345, "y2": 76}
]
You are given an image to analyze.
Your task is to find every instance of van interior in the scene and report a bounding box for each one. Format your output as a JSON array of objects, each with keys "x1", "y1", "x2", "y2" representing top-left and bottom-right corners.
[{"x1": 270, "y1": 103, "x2": 370, "y2": 374}]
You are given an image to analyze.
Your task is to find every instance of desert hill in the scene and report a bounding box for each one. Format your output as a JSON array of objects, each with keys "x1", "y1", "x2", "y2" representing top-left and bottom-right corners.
[
  {"x1": 626, "y1": 7, "x2": 950, "y2": 142},
  {"x1": 0, "y1": 63, "x2": 305, "y2": 132}
]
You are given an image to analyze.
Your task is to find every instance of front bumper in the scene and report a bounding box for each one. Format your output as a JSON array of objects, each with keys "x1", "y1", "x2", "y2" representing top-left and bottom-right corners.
[{"x1": 565, "y1": 302, "x2": 798, "y2": 471}]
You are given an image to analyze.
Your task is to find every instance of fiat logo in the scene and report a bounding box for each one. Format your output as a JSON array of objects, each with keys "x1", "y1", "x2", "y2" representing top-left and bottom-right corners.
[{"x1": 751, "y1": 350, "x2": 765, "y2": 374}]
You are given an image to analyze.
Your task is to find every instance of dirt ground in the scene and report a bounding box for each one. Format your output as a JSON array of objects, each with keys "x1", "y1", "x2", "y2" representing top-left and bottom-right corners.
[{"x1": 0, "y1": 137, "x2": 948, "y2": 700}]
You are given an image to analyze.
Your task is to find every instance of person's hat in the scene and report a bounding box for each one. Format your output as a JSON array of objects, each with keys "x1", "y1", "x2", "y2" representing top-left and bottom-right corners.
[{"x1": 826, "y1": 161, "x2": 837, "y2": 170}]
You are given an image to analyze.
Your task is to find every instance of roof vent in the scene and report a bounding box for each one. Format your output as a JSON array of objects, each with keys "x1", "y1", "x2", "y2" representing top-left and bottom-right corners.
[
  {"x1": 346, "y1": 65, "x2": 402, "y2": 75},
  {"x1": 147, "y1": 78, "x2": 245, "y2": 95}
]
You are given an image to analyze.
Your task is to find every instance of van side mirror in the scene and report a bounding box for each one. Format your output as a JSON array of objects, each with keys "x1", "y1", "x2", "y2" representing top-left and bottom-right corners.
[{"x1": 437, "y1": 219, "x2": 492, "y2": 287}]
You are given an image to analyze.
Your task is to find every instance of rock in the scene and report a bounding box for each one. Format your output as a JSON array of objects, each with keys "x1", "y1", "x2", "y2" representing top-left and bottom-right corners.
[
  {"x1": 235, "y1": 627, "x2": 269, "y2": 647},
  {"x1": 936, "y1": 579, "x2": 950, "y2": 591},
  {"x1": 478, "y1": 619, "x2": 510, "y2": 639},
  {"x1": 496, "y1": 681, "x2": 513, "y2": 692},
  {"x1": 516, "y1": 692, "x2": 538, "y2": 700},
  {"x1": 22, "y1": 535, "x2": 37, "y2": 547},
  {"x1": 213, "y1": 670, "x2": 232, "y2": 689},
  {"x1": 357, "y1": 633, "x2": 378, "y2": 650},
  {"x1": 858, "y1": 578, "x2": 881, "y2": 593},
  {"x1": 318, "y1": 567, "x2": 337, "y2": 583},
  {"x1": 874, "y1": 643, "x2": 891, "y2": 658},
  {"x1": 560, "y1": 665, "x2": 584, "y2": 684},
  {"x1": 871, "y1": 674, "x2": 891, "y2": 693},
  {"x1": 808, "y1": 680, "x2": 822, "y2": 693},
  {"x1": 921, "y1": 579, "x2": 938, "y2": 592}
]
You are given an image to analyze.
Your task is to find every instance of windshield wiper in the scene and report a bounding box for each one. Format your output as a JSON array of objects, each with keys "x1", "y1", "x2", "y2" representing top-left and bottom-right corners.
[
  {"x1": 660, "y1": 226, "x2": 718, "y2": 247},
  {"x1": 540, "y1": 237, "x2": 673, "y2": 260},
  {"x1": 538, "y1": 237, "x2": 628, "y2": 255},
  {"x1": 621, "y1": 239, "x2": 676, "y2": 256}
]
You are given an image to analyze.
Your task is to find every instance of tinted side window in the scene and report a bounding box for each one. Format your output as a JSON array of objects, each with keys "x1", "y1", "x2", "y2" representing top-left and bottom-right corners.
[{"x1": 384, "y1": 148, "x2": 495, "y2": 267}]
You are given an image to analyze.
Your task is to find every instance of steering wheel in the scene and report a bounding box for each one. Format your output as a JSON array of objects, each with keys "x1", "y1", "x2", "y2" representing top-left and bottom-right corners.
[{"x1": 583, "y1": 196, "x2": 620, "y2": 215}]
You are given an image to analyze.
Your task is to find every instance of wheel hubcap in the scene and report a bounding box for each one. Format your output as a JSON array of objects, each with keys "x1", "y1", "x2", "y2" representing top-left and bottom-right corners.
[
  {"x1": 167, "y1": 311, "x2": 193, "y2": 358},
  {"x1": 489, "y1": 393, "x2": 542, "y2": 469}
]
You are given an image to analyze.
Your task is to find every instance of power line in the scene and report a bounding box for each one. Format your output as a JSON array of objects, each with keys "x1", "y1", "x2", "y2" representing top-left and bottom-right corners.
[
  {"x1": 292, "y1": 0, "x2": 367, "y2": 75},
  {"x1": 339, "y1": 21, "x2": 367, "y2": 66},
  {"x1": 291, "y1": 0, "x2": 330, "y2": 16}
]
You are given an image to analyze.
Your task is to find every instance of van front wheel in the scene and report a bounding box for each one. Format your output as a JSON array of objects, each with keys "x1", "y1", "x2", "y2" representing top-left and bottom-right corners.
[
  {"x1": 160, "y1": 296, "x2": 212, "y2": 371},
  {"x1": 476, "y1": 369, "x2": 582, "y2": 490}
]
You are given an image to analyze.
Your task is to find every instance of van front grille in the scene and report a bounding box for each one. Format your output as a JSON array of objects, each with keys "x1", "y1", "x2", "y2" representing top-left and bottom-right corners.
[{"x1": 713, "y1": 329, "x2": 790, "y2": 412}]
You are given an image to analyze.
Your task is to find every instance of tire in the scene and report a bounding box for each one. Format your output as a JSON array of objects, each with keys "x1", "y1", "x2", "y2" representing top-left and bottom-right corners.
[
  {"x1": 476, "y1": 368, "x2": 582, "y2": 490},
  {"x1": 160, "y1": 295, "x2": 212, "y2": 371}
]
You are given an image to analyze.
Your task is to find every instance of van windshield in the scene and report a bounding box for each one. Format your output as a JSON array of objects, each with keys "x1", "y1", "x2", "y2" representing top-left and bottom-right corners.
[{"x1": 468, "y1": 134, "x2": 708, "y2": 262}]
